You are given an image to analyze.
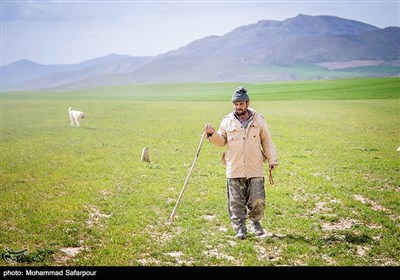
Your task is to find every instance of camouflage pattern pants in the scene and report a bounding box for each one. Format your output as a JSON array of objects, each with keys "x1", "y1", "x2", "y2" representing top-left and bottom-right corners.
[{"x1": 227, "y1": 177, "x2": 265, "y2": 232}]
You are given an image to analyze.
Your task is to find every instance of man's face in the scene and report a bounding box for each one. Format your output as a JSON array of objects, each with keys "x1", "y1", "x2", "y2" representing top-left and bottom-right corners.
[{"x1": 233, "y1": 101, "x2": 249, "y2": 116}]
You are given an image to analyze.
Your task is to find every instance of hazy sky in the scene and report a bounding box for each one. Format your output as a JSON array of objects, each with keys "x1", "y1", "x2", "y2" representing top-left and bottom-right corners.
[{"x1": 1, "y1": 0, "x2": 399, "y2": 66}]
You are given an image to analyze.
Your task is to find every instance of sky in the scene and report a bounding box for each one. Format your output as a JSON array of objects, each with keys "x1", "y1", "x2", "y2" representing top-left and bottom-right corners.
[{"x1": 1, "y1": 0, "x2": 399, "y2": 66}]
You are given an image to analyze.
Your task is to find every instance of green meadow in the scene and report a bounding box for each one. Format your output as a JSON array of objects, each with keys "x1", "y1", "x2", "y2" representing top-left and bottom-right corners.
[{"x1": 1, "y1": 78, "x2": 399, "y2": 266}]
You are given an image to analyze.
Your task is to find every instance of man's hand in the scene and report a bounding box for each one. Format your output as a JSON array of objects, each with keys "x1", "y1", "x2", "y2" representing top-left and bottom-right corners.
[
  {"x1": 269, "y1": 164, "x2": 277, "y2": 171},
  {"x1": 204, "y1": 123, "x2": 215, "y2": 136}
]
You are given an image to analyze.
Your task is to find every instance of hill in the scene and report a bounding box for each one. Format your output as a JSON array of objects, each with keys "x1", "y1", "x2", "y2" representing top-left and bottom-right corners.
[{"x1": 2, "y1": 14, "x2": 399, "y2": 91}]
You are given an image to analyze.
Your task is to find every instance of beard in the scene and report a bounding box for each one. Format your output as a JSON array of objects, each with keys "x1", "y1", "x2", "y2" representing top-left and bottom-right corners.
[{"x1": 235, "y1": 108, "x2": 247, "y2": 116}]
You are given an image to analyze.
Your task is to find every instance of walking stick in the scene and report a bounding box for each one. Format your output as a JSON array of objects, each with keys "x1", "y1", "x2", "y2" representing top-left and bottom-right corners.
[{"x1": 169, "y1": 131, "x2": 206, "y2": 223}]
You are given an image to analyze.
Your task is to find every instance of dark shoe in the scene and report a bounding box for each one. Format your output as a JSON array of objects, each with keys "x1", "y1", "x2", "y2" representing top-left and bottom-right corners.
[
  {"x1": 251, "y1": 221, "x2": 264, "y2": 236},
  {"x1": 235, "y1": 228, "x2": 247, "y2": 240}
]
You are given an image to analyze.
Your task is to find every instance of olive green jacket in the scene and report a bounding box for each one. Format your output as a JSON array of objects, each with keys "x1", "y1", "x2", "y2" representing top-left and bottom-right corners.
[{"x1": 208, "y1": 108, "x2": 278, "y2": 179}]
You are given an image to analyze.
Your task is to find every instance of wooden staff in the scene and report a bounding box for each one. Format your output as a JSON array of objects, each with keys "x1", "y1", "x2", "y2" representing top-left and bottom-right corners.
[{"x1": 169, "y1": 131, "x2": 206, "y2": 223}]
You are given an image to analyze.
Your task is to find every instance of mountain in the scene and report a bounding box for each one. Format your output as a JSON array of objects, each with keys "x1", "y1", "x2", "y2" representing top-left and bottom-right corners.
[{"x1": 2, "y1": 14, "x2": 399, "y2": 91}]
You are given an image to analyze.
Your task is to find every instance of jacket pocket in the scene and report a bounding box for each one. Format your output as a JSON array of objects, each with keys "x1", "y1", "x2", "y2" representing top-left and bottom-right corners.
[{"x1": 226, "y1": 125, "x2": 241, "y2": 142}]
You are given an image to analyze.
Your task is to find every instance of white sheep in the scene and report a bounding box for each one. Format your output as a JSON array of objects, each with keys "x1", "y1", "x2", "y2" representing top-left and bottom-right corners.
[{"x1": 68, "y1": 107, "x2": 85, "y2": 127}]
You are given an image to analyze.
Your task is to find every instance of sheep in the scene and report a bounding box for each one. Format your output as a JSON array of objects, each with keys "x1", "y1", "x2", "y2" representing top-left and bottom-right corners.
[{"x1": 68, "y1": 107, "x2": 85, "y2": 127}]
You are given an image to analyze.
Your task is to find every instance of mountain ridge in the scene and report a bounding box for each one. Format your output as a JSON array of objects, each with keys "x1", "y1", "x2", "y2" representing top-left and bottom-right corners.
[{"x1": 2, "y1": 14, "x2": 399, "y2": 91}]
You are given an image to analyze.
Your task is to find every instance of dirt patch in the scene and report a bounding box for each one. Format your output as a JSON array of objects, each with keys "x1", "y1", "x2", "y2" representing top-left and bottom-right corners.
[
  {"x1": 321, "y1": 218, "x2": 359, "y2": 231},
  {"x1": 254, "y1": 244, "x2": 283, "y2": 262},
  {"x1": 356, "y1": 245, "x2": 370, "y2": 256},
  {"x1": 311, "y1": 201, "x2": 333, "y2": 215},
  {"x1": 321, "y1": 254, "x2": 337, "y2": 265},
  {"x1": 353, "y1": 195, "x2": 398, "y2": 222},
  {"x1": 218, "y1": 226, "x2": 229, "y2": 233},
  {"x1": 148, "y1": 223, "x2": 181, "y2": 246},
  {"x1": 203, "y1": 248, "x2": 237, "y2": 263},
  {"x1": 55, "y1": 206, "x2": 111, "y2": 264},
  {"x1": 136, "y1": 257, "x2": 162, "y2": 266},
  {"x1": 365, "y1": 223, "x2": 382, "y2": 229},
  {"x1": 56, "y1": 245, "x2": 86, "y2": 264},
  {"x1": 203, "y1": 214, "x2": 216, "y2": 221},
  {"x1": 163, "y1": 251, "x2": 193, "y2": 265},
  {"x1": 87, "y1": 206, "x2": 112, "y2": 229}
]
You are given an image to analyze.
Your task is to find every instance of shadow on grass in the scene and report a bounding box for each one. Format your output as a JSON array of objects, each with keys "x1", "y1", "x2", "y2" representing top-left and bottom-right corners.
[{"x1": 252, "y1": 232, "x2": 375, "y2": 246}]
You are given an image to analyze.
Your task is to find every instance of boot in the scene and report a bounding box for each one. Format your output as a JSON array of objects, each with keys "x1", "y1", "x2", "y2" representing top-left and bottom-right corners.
[
  {"x1": 251, "y1": 220, "x2": 264, "y2": 236},
  {"x1": 235, "y1": 227, "x2": 247, "y2": 240}
]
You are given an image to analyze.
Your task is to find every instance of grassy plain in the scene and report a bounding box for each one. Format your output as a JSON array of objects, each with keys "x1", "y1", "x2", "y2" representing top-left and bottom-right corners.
[{"x1": 1, "y1": 78, "x2": 399, "y2": 266}]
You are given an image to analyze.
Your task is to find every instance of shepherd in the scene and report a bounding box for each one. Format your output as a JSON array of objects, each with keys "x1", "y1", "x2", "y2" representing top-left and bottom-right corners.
[{"x1": 204, "y1": 86, "x2": 278, "y2": 240}]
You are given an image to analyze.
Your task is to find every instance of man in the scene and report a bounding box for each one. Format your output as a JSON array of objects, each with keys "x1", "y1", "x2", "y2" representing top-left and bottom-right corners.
[{"x1": 204, "y1": 86, "x2": 278, "y2": 240}]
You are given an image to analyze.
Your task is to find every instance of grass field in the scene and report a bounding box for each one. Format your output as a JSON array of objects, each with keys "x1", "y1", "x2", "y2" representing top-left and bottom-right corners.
[{"x1": 1, "y1": 77, "x2": 399, "y2": 266}]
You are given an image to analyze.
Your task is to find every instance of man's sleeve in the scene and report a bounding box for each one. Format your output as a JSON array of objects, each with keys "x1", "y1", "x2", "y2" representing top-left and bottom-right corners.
[
  {"x1": 260, "y1": 117, "x2": 278, "y2": 165},
  {"x1": 208, "y1": 119, "x2": 227, "y2": 147}
]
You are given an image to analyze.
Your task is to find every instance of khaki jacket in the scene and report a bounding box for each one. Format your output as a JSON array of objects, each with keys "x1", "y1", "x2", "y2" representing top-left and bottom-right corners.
[{"x1": 209, "y1": 108, "x2": 278, "y2": 179}]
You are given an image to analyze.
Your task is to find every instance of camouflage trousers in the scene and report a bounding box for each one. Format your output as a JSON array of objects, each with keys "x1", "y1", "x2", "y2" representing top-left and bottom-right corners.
[{"x1": 226, "y1": 177, "x2": 265, "y2": 232}]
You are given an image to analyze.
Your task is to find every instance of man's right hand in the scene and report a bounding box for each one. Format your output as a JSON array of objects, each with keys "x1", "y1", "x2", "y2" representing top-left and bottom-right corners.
[{"x1": 204, "y1": 123, "x2": 215, "y2": 135}]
